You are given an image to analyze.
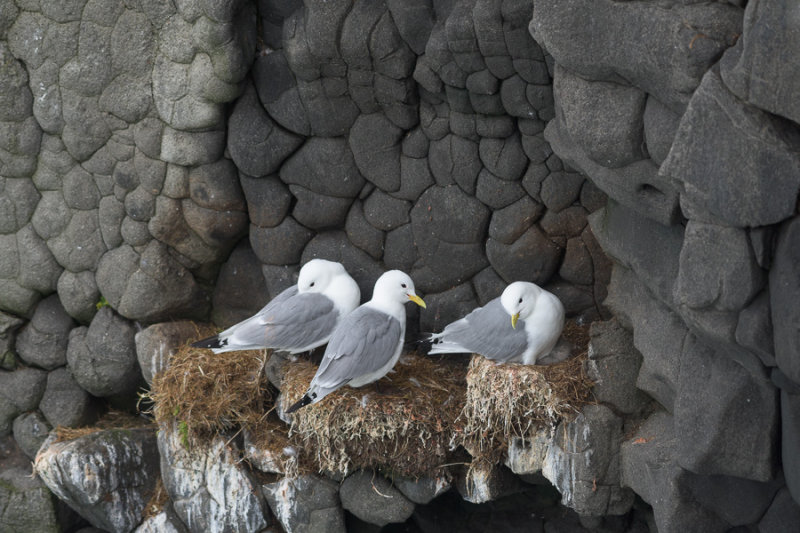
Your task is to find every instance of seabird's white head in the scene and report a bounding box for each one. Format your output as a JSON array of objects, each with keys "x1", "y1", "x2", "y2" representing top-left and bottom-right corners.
[
  {"x1": 298, "y1": 259, "x2": 360, "y2": 315},
  {"x1": 369, "y1": 270, "x2": 426, "y2": 313},
  {"x1": 500, "y1": 281, "x2": 542, "y2": 329},
  {"x1": 296, "y1": 259, "x2": 345, "y2": 294}
]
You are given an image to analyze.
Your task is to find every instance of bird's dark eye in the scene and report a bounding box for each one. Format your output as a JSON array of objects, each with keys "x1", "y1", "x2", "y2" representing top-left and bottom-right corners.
[
  {"x1": 518, "y1": 298, "x2": 523, "y2": 304},
  {"x1": 310, "y1": 282, "x2": 315, "y2": 287},
  {"x1": 401, "y1": 283, "x2": 407, "y2": 288}
]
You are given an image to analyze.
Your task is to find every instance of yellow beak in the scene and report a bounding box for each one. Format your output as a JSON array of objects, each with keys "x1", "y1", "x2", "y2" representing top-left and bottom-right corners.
[
  {"x1": 408, "y1": 294, "x2": 426, "y2": 309},
  {"x1": 511, "y1": 312, "x2": 520, "y2": 329}
]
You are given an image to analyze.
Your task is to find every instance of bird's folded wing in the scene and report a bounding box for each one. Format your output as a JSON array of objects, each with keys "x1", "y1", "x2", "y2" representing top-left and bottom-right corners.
[
  {"x1": 312, "y1": 309, "x2": 402, "y2": 389},
  {"x1": 440, "y1": 298, "x2": 528, "y2": 360},
  {"x1": 227, "y1": 289, "x2": 336, "y2": 350}
]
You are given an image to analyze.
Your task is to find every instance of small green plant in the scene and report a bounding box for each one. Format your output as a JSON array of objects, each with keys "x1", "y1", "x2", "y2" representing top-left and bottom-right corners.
[
  {"x1": 95, "y1": 296, "x2": 110, "y2": 310},
  {"x1": 178, "y1": 420, "x2": 190, "y2": 448}
]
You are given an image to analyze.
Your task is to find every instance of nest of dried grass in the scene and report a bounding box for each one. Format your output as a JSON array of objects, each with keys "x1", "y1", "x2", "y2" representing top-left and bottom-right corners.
[
  {"x1": 281, "y1": 352, "x2": 467, "y2": 478},
  {"x1": 241, "y1": 411, "x2": 304, "y2": 479},
  {"x1": 54, "y1": 410, "x2": 154, "y2": 443},
  {"x1": 457, "y1": 320, "x2": 594, "y2": 463},
  {"x1": 148, "y1": 330, "x2": 271, "y2": 440},
  {"x1": 143, "y1": 320, "x2": 592, "y2": 478}
]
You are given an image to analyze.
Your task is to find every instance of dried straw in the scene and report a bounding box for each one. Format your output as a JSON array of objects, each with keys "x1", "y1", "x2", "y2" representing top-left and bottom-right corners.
[
  {"x1": 148, "y1": 333, "x2": 271, "y2": 439},
  {"x1": 54, "y1": 410, "x2": 154, "y2": 443},
  {"x1": 456, "y1": 320, "x2": 594, "y2": 464},
  {"x1": 281, "y1": 353, "x2": 467, "y2": 477},
  {"x1": 141, "y1": 320, "x2": 593, "y2": 478}
]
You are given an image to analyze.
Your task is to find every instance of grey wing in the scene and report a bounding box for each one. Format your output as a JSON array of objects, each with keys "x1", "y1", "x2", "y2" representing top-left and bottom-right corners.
[
  {"x1": 311, "y1": 309, "x2": 402, "y2": 389},
  {"x1": 440, "y1": 298, "x2": 528, "y2": 361},
  {"x1": 259, "y1": 292, "x2": 338, "y2": 350},
  {"x1": 224, "y1": 288, "x2": 337, "y2": 351}
]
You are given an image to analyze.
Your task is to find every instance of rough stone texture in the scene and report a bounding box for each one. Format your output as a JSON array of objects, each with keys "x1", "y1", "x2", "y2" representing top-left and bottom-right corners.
[
  {"x1": 0, "y1": 312, "x2": 24, "y2": 370},
  {"x1": 345, "y1": 201, "x2": 385, "y2": 260},
  {"x1": 419, "y1": 282, "x2": 478, "y2": 335},
  {"x1": 586, "y1": 319, "x2": 649, "y2": 415},
  {"x1": 39, "y1": 368, "x2": 97, "y2": 429},
  {"x1": 540, "y1": 171, "x2": 584, "y2": 214},
  {"x1": 547, "y1": 120, "x2": 680, "y2": 227},
  {"x1": 760, "y1": 487, "x2": 800, "y2": 533},
  {"x1": 133, "y1": 503, "x2": 189, "y2": 533},
  {"x1": 488, "y1": 196, "x2": 543, "y2": 245},
  {"x1": 589, "y1": 202, "x2": 683, "y2": 306},
  {"x1": 605, "y1": 266, "x2": 686, "y2": 413},
  {"x1": 12, "y1": 411, "x2": 51, "y2": 460},
  {"x1": 621, "y1": 411, "x2": 730, "y2": 533},
  {"x1": 158, "y1": 423, "x2": 269, "y2": 533},
  {"x1": 349, "y1": 113, "x2": 403, "y2": 192},
  {"x1": 782, "y1": 390, "x2": 800, "y2": 506},
  {"x1": 96, "y1": 242, "x2": 209, "y2": 322},
  {"x1": 210, "y1": 240, "x2": 269, "y2": 328},
  {"x1": 262, "y1": 475, "x2": 345, "y2": 533},
  {"x1": 720, "y1": 0, "x2": 800, "y2": 126},
  {"x1": 363, "y1": 189, "x2": 411, "y2": 232},
  {"x1": 280, "y1": 138, "x2": 365, "y2": 199},
  {"x1": 394, "y1": 473, "x2": 451, "y2": 505},
  {"x1": 57, "y1": 270, "x2": 100, "y2": 324},
  {"x1": 35, "y1": 427, "x2": 160, "y2": 533},
  {"x1": 686, "y1": 471, "x2": 782, "y2": 528},
  {"x1": 0, "y1": 437, "x2": 63, "y2": 533},
  {"x1": 240, "y1": 175, "x2": 292, "y2": 229},
  {"x1": 339, "y1": 471, "x2": 415, "y2": 527},
  {"x1": 543, "y1": 404, "x2": 634, "y2": 517},
  {"x1": 228, "y1": 83, "x2": 302, "y2": 178},
  {"x1": 531, "y1": 0, "x2": 742, "y2": 113},
  {"x1": 504, "y1": 429, "x2": 552, "y2": 477},
  {"x1": 771, "y1": 216, "x2": 800, "y2": 385},
  {"x1": 66, "y1": 307, "x2": 140, "y2": 397},
  {"x1": 0, "y1": 367, "x2": 47, "y2": 435},
  {"x1": 642, "y1": 95, "x2": 681, "y2": 167},
  {"x1": 552, "y1": 65, "x2": 646, "y2": 168},
  {"x1": 250, "y1": 217, "x2": 313, "y2": 266},
  {"x1": 675, "y1": 334, "x2": 778, "y2": 482},
  {"x1": 410, "y1": 185, "x2": 490, "y2": 292},
  {"x1": 135, "y1": 321, "x2": 200, "y2": 385},
  {"x1": 736, "y1": 289, "x2": 775, "y2": 368},
  {"x1": 675, "y1": 221, "x2": 764, "y2": 312},
  {"x1": 16, "y1": 295, "x2": 75, "y2": 370},
  {"x1": 2, "y1": 0, "x2": 254, "y2": 331},
  {"x1": 662, "y1": 69, "x2": 800, "y2": 227},
  {"x1": 486, "y1": 225, "x2": 562, "y2": 285}
]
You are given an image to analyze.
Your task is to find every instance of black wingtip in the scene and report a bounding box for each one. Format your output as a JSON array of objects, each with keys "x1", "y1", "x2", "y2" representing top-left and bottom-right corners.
[
  {"x1": 285, "y1": 394, "x2": 313, "y2": 414},
  {"x1": 410, "y1": 333, "x2": 435, "y2": 355},
  {"x1": 191, "y1": 335, "x2": 224, "y2": 349}
]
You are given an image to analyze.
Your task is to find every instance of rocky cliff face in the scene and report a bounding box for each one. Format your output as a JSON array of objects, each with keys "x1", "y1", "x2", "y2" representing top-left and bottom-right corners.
[
  {"x1": 533, "y1": 0, "x2": 800, "y2": 530},
  {"x1": 1, "y1": 0, "x2": 799, "y2": 531}
]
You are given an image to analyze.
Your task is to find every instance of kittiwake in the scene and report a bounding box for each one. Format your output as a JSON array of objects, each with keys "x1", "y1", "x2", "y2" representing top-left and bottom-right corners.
[
  {"x1": 192, "y1": 259, "x2": 360, "y2": 354},
  {"x1": 285, "y1": 270, "x2": 426, "y2": 413},
  {"x1": 428, "y1": 281, "x2": 565, "y2": 365}
]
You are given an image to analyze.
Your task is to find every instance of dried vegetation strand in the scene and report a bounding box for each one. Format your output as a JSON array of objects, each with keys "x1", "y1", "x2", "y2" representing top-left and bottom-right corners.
[
  {"x1": 148, "y1": 330, "x2": 272, "y2": 439},
  {"x1": 457, "y1": 320, "x2": 594, "y2": 462},
  {"x1": 282, "y1": 353, "x2": 467, "y2": 477},
  {"x1": 143, "y1": 477, "x2": 169, "y2": 520},
  {"x1": 53, "y1": 410, "x2": 154, "y2": 443}
]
